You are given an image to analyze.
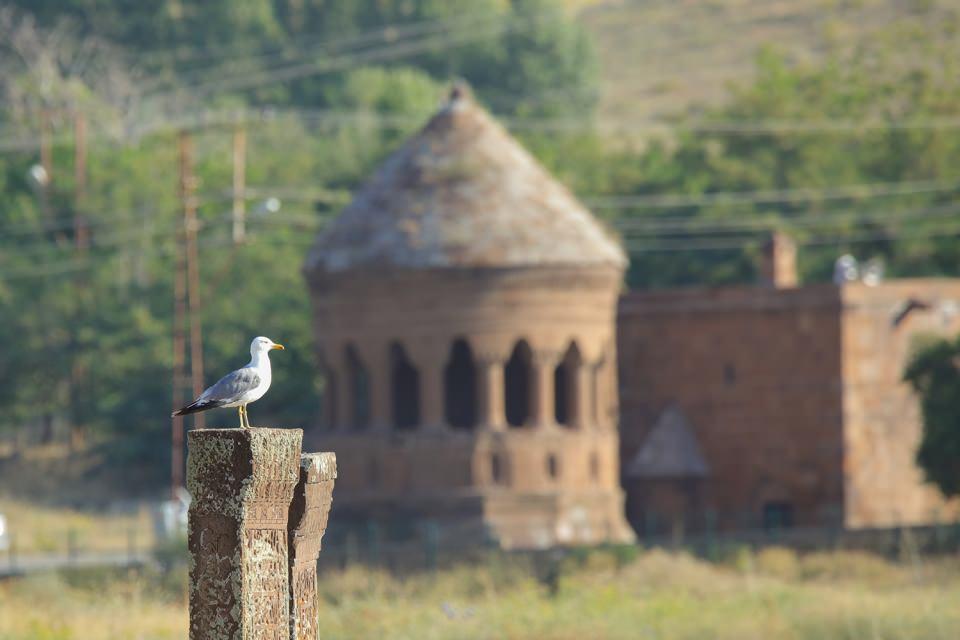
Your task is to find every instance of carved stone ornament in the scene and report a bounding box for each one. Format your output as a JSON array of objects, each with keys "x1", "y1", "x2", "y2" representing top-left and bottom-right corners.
[
  {"x1": 287, "y1": 453, "x2": 337, "y2": 640},
  {"x1": 187, "y1": 428, "x2": 303, "y2": 640}
]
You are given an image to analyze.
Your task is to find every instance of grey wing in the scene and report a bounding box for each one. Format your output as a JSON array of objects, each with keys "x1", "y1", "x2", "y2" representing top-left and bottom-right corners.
[{"x1": 199, "y1": 367, "x2": 261, "y2": 404}]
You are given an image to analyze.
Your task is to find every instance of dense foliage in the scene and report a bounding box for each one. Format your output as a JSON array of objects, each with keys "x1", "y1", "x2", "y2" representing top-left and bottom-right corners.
[
  {"x1": 904, "y1": 336, "x2": 960, "y2": 498},
  {"x1": 2, "y1": 0, "x2": 960, "y2": 490}
]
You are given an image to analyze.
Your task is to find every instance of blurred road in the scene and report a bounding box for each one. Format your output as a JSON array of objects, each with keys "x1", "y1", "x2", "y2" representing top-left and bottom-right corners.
[{"x1": 0, "y1": 551, "x2": 150, "y2": 578}]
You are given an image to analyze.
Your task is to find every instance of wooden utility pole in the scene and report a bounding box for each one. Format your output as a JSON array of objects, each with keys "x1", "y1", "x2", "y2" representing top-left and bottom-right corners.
[
  {"x1": 179, "y1": 131, "x2": 206, "y2": 430},
  {"x1": 232, "y1": 123, "x2": 247, "y2": 245},
  {"x1": 171, "y1": 139, "x2": 189, "y2": 496},
  {"x1": 40, "y1": 108, "x2": 53, "y2": 185},
  {"x1": 73, "y1": 112, "x2": 89, "y2": 252},
  {"x1": 37, "y1": 108, "x2": 67, "y2": 247},
  {"x1": 170, "y1": 275, "x2": 187, "y2": 498},
  {"x1": 69, "y1": 112, "x2": 90, "y2": 451}
]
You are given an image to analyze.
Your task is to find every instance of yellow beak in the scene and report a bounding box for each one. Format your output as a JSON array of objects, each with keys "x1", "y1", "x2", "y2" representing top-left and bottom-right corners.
[{"x1": 272, "y1": 343, "x2": 285, "y2": 350}]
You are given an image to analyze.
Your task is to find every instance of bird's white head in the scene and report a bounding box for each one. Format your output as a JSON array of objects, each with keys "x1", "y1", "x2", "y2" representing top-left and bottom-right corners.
[{"x1": 250, "y1": 336, "x2": 285, "y2": 357}]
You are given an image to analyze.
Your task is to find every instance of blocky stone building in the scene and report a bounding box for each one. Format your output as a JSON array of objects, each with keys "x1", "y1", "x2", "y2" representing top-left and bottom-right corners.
[
  {"x1": 303, "y1": 87, "x2": 958, "y2": 545},
  {"x1": 303, "y1": 87, "x2": 634, "y2": 548},
  {"x1": 619, "y1": 236, "x2": 960, "y2": 533}
]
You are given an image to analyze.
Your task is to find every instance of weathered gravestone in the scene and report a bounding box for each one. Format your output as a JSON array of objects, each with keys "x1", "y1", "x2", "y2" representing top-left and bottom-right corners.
[
  {"x1": 187, "y1": 428, "x2": 303, "y2": 640},
  {"x1": 287, "y1": 453, "x2": 337, "y2": 640}
]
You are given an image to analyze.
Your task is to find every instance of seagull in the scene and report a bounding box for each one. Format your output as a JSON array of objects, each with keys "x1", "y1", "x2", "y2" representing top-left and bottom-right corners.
[{"x1": 172, "y1": 336, "x2": 285, "y2": 429}]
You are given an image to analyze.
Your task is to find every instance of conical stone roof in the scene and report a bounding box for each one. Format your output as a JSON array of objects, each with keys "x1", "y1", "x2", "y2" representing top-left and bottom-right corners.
[{"x1": 304, "y1": 86, "x2": 627, "y2": 274}]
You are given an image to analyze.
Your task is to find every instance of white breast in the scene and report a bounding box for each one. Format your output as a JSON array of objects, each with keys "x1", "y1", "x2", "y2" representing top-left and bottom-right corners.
[{"x1": 242, "y1": 363, "x2": 272, "y2": 404}]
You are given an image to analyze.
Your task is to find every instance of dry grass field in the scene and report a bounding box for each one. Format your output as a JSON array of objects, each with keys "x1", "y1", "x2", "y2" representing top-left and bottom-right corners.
[
  {"x1": 2, "y1": 546, "x2": 958, "y2": 639},
  {"x1": 0, "y1": 500, "x2": 154, "y2": 555}
]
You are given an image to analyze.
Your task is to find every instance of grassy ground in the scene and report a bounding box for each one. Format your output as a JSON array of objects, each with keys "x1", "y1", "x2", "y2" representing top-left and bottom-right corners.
[
  {"x1": 1, "y1": 547, "x2": 958, "y2": 639},
  {"x1": 0, "y1": 499, "x2": 154, "y2": 555}
]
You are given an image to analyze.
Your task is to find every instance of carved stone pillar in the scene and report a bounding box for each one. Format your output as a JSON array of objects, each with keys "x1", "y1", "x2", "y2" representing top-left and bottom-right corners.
[
  {"x1": 592, "y1": 359, "x2": 605, "y2": 427},
  {"x1": 358, "y1": 342, "x2": 391, "y2": 431},
  {"x1": 407, "y1": 341, "x2": 448, "y2": 432},
  {"x1": 530, "y1": 350, "x2": 561, "y2": 428},
  {"x1": 288, "y1": 452, "x2": 337, "y2": 640},
  {"x1": 476, "y1": 355, "x2": 506, "y2": 431},
  {"x1": 333, "y1": 355, "x2": 352, "y2": 430},
  {"x1": 422, "y1": 359, "x2": 446, "y2": 431},
  {"x1": 317, "y1": 350, "x2": 338, "y2": 430},
  {"x1": 187, "y1": 428, "x2": 302, "y2": 640},
  {"x1": 572, "y1": 362, "x2": 591, "y2": 429},
  {"x1": 604, "y1": 343, "x2": 620, "y2": 430}
]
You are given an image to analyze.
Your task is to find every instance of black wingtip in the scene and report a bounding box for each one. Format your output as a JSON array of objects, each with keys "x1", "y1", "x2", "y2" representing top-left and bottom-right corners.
[{"x1": 173, "y1": 400, "x2": 225, "y2": 417}]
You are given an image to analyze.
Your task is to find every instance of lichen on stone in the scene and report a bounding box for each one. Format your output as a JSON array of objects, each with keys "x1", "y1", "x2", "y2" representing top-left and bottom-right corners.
[
  {"x1": 302, "y1": 452, "x2": 337, "y2": 483},
  {"x1": 187, "y1": 428, "x2": 304, "y2": 640}
]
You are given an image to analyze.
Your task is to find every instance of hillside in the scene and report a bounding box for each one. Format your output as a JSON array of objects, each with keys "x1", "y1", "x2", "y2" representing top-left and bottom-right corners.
[{"x1": 579, "y1": 0, "x2": 954, "y2": 124}]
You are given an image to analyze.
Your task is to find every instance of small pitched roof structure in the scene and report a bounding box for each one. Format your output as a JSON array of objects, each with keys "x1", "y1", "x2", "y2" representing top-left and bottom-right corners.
[
  {"x1": 304, "y1": 84, "x2": 626, "y2": 274},
  {"x1": 626, "y1": 405, "x2": 710, "y2": 479}
]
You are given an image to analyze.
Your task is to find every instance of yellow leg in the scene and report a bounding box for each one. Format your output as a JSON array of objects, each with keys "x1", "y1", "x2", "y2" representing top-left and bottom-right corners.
[
  {"x1": 242, "y1": 405, "x2": 251, "y2": 429},
  {"x1": 237, "y1": 406, "x2": 245, "y2": 429}
]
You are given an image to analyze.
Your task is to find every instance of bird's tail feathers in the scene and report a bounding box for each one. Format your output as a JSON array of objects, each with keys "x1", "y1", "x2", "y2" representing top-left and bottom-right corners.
[{"x1": 171, "y1": 399, "x2": 225, "y2": 417}]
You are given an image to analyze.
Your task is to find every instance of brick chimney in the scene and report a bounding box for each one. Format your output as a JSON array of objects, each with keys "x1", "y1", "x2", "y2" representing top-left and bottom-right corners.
[{"x1": 760, "y1": 231, "x2": 798, "y2": 288}]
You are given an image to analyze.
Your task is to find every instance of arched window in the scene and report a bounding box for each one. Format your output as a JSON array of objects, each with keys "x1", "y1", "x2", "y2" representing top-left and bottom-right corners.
[
  {"x1": 322, "y1": 370, "x2": 338, "y2": 430},
  {"x1": 723, "y1": 363, "x2": 737, "y2": 386},
  {"x1": 505, "y1": 340, "x2": 532, "y2": 427},
  {"x1": 546, "y1": 453, "x2": 560, "y2": 480},
  {"x1": 444, "y1": 338, "x2": 477, "y2": 429},
  {"x1": 592, "y1": 359, "x2": 603, "y2": 424},
  {"x1": 589, "y1": 451, "x2": 600, "y2": 483},
  {"x1": 490, "y1": 453, "x2": 506, "y2": 486},
  {"x1": 554, "y1": 342, "x2": 582, "y2": 427},
  {"x1": 554, "y1": 365, "x2": 568, "y2": 425},
  {"x1": 390, "y1": 342, "x2": 420, "y2": 431},
  {"x1": 345, "y1": 344, "x2": 370, "y2": 430},
  {"x1": 318, "y1": 351, "x2": 337, "y2": 430}
]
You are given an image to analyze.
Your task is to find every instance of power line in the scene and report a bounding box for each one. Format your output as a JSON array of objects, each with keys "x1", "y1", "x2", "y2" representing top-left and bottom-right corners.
[
  {"x1": 238, "y1": 204, "x2": 960, "y2": 238},
  {"x1": 133, "y1": 11, "x2": 506, "y2": 72},
  {"x1": 0, "y1": 193, "x2": 244, "y2": 241},
  {"x1": 147, "y1": 16, "x2": 519, "y2": 102},
  {"x1": 229, "y1": 179, "x2": 960, "y2": 213},
  {"x1": 8, "y1": 98, "x2": 960, "y2": 158},
  {"x1": 128, "y1": 106, "x2": 960, "y2": 141},
  {"x1": 7, "y1": 211, "x2": 960, "y2": 283},
  {"x1": 223, "y1": 216, "x2": 960, "y2": 252},
  {"x1": 140, "y1": 12, "x2": 509, "y2": 95},
  {"x1": 623, "y1": 223, "x2": 960, "y2": 253},
  {"x1": 239, "y1": 202, "x2": 960, "y2": 238},
  {"x1": 614, "y1": 202, "x2": 960, "y2": 235},
  {"x1": 586, "y1": 180, "x2": 960, "y2": 209},
  {"x1": 234, "y1": 187, "x2": 960, "y2": 232},
  {"x1": 3, "y1": 181, "x2": 956, "y2": 258}
]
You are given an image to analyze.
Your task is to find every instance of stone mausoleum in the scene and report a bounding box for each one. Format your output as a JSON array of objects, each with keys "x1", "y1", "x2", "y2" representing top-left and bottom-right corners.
[
  {"x1": 618, "y1": 234, "x2": 960, "y2": 534},
  {"x1": 303, "y1": 86, "x2": 634, "y2": 548}
]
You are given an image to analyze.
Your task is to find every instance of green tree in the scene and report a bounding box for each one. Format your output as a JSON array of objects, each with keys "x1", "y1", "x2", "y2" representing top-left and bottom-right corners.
[
  {"x1": 592, "y1": 16, "x2": 960, "y2": 289},
  {"x1": 903, "y1": 335, "x2": 960, "y2": 498}
]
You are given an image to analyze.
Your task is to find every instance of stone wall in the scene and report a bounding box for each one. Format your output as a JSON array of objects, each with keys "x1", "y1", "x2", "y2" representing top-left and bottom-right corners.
[
  {"x1": 305, "y1": 265, "x2": 633, "y2": 548},
  {"x1": 840, "y1": 280, "x2": 960, "y2": 527},
  {"x1": 617, "y1": 284, "x2": 846, "y2": 529},
  {"x1": 319, "y1": 428, "x2": 630, "y2": 548},
  {"x1": 618, "y1": 279, "x2": 960, "y2": 532},
  {"x1": 307, "y1": 267, "x2": 621, "y2": 435}
]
